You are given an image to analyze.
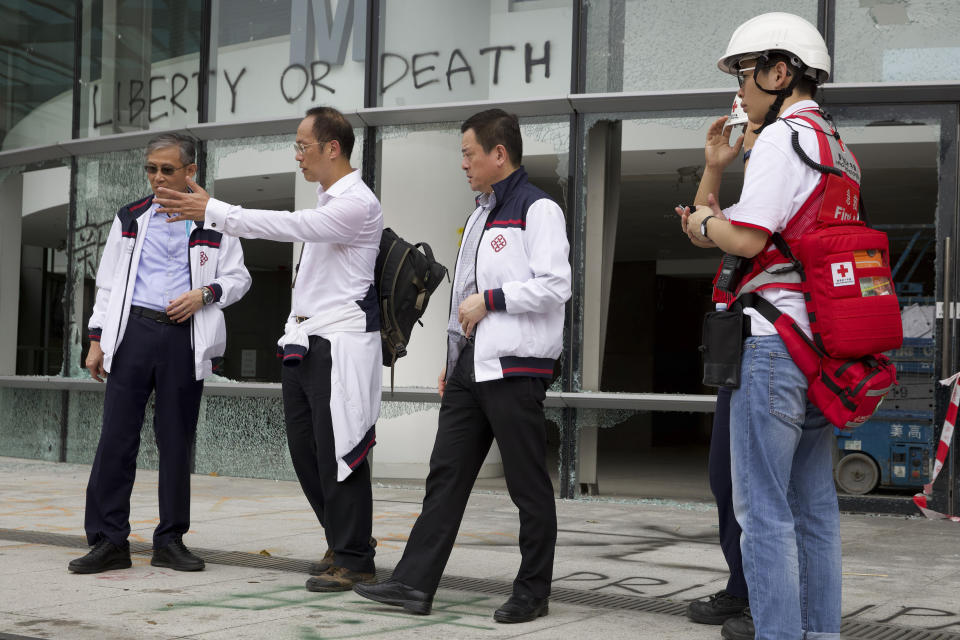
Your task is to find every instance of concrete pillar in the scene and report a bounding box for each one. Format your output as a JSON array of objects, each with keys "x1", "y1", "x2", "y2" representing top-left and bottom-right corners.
[
  {"x1": 578, "y1": 120, "x2": 622, "y2": 495},
  {"x1": 0, "y1": 172, "x2": 23, "y2": 374}
]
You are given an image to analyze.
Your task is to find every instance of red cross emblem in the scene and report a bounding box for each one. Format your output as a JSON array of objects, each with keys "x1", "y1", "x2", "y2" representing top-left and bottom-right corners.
[
  {"x1": 491, "y1": 234, "x2": 507, "y2": 252},
  {"x1": 200, "y1": 251, "x2": 208, "y2": 266},
  {"x1": 832, "y1": 261, "x2": 855, "y2": 287}
]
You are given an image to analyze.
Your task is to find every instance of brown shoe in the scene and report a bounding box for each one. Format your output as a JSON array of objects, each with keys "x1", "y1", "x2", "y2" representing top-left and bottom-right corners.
[
  {"x1": 308, "y1": 548, "x2": 336, "y2": 575},
  {"x1": 306, "y1": 566, "x2": 375, "y2": 592},
  {"x1": 308, "y1": 537, "x2": 377, "y2": 575}
]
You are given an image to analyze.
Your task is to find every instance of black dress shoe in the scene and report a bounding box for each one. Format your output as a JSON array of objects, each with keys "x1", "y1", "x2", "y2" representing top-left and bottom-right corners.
[
  {"x1": 151, "y1": 538, "x2": 205, "y2": 571},
  {"x1": 493, "y1": 594, "x2": 549, "y2": 623},
  {"x1": 687, "y1": 589, "x2": 749, "y2": 624},
  {"x1": 721, "y1": 606, "x2": 755, "y2": 640},
  {"x1": 353, "y1": 579, "x2": 433, "y2": 615},
  {"x1": 68, "y1": 539, "x2": 132, "y2": 574}
]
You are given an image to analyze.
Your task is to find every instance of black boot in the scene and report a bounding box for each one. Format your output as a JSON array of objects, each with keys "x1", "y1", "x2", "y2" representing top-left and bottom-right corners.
[
  {"x1": 151, "y1": 538, "x2": 205, "y2": 571},
  {"x1": 687, "y1": 589, "x2": 749, "y2": 624},
  {"x1": 721, "y1": 606, "x2": 755, "y2": 640},
  {"x1": 68, "y1": 539, "x2": 131, "y2": 574}
]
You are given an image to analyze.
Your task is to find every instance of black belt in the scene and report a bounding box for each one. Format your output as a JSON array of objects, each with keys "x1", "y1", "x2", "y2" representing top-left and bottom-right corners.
[{"x1": 130, "y1": 305, "x2": 184, "y2": 326}]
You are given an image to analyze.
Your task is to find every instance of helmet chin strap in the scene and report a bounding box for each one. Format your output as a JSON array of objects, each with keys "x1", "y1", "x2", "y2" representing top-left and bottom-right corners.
[{"x1": 750, "y1": 60, "x2": 804, "y2": 135}]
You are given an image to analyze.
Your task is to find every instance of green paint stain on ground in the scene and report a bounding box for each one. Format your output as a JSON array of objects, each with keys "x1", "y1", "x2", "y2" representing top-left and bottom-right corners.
[{"x1": 164, "y1": 585, "x2": 497, "y2": 638}]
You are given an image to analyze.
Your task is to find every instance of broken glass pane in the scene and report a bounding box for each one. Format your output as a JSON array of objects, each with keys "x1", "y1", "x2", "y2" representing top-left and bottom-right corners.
[
  {"x1": 835, "y1": 0, "x2": 960, "y2": 82},
  {"x1": 0, "y1": 387, "x2": 62, "y2": 461}
]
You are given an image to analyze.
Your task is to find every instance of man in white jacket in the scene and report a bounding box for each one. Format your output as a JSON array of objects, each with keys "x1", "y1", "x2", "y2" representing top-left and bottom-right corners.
[
  {"x1": 69, "y1": 133, "x2": 251, "y2": 574},
  {"x1": 156, "y1": 107, "x2": 383, "y2": 593},
  {"x1": 354, "y1": 109, "x2": 571, "y2": 623}
]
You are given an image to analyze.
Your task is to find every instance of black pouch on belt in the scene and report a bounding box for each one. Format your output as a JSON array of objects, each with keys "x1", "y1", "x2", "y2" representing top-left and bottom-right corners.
[{"x1": 700, "y1": 309, "x2": 746, "y2": 388}]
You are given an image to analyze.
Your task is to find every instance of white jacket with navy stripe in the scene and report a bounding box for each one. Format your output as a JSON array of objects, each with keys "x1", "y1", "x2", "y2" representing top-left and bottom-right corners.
[
  {"x1": 448, "y1": 167, "x2": 572, "y2": 383},
  {"x1": 87, "y1": 195, "x2": 252, "y2": 380}
]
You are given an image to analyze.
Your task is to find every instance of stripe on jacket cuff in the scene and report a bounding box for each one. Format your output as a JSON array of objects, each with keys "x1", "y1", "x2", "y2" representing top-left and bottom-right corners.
[
  {"x1": 484, "y1": 288, "x2": 506, "y2": 311},
  {"x1": 282, "y1": 344, "x2": 307, "y2": 367},
  {"x1": 208, "y1": 283, "x2": 223, "y2": 303},
  {"x1": 88, "y1": 328, "x2": 102, "y2": 342}
]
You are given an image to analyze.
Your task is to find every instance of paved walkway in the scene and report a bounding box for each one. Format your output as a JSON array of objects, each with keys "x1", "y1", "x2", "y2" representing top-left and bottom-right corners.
[{"x1": 1, "y1": 457, "x2": 959, "y2": 639}]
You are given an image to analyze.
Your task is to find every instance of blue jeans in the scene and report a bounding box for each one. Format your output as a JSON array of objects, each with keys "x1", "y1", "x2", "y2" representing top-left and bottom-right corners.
[{"x1": 730, "y1": 335, "x2": 841, "y2": 640}]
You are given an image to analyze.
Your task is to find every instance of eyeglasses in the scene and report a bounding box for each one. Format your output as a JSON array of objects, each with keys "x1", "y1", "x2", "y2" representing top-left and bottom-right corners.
[
  {"x1": 144, "y1": 164, "x2": 187, "y2": 176},
  {"x1": 736, "y1": 66, "x2": 756, "y2": 88},
  {"x1": 293, "y1": 140, "x2": 328, "y2": 155}
]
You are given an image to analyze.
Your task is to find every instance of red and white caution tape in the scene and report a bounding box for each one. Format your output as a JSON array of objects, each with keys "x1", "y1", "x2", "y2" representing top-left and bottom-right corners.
[{"x1": 912, "y1": 371, "x2": 960, "y2": 522}]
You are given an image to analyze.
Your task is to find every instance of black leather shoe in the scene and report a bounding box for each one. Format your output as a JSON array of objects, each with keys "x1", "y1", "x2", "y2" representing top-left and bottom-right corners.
[
  {"x1": 721, "y1": 606, "x2": 755, "y2": 640},
  {"x1": 353, "y1": 579, "x2": 433, "y2": 615},
  {"x1": 687, "y1": 589, "x2": 749, "y2": 624},
  {"x1": 151, "y1": 538, "x2": 205, "y2": 571},
  {"x1": 309, "y1": 536, "x2": 378, "y2": 575},
  {"x1": 68, "y1": 539, "x2": 131, "y2": 574},
  {"x1": 493, "y1": 594, "x2": 549, "y2": 623}
]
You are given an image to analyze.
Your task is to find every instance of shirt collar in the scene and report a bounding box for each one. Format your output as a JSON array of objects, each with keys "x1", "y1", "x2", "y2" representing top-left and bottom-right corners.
[
  {"x1": 316, "y1": 168, "x2": 361, "y2": 199},
  {"x1": 781, "y1": 99, "x2": 819, "y2": 119},
  {"x1": 476, "y1": 190, "x2": 497, "y2": 209}
]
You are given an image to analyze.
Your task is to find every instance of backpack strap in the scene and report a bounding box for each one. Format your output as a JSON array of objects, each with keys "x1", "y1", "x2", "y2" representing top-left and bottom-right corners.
[{"x1": 734, "y1": 292, "x2": 824, "y2": 379}]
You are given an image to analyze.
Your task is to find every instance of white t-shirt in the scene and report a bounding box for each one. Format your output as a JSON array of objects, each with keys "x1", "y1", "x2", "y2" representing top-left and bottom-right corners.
[{"x1": 723, "y1": 100, "x2": 824, "y2": 336}]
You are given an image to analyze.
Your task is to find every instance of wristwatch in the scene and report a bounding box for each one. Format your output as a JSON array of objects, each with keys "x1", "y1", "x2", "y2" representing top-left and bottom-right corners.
[
  {"x1": 700, "y1": 215, "x2": 717, "y2": 239},
  {"x1": 201, "y1": 286, "x2": 215, "y2": 305}
]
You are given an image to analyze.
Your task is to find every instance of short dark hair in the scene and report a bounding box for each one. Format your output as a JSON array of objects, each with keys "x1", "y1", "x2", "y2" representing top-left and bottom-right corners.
[
  {"x1": 145, "y1": 133, "x2": 196, "y2": 165},
  {"x1": 761, "y1": 52, "x2": 818, "y2": 97},
  {"x1": 305, "y1": 106, "x2": 355, "y2": 159},
  {"x1": 461, "y1": 109, "x2": 522, "y2": 166}
]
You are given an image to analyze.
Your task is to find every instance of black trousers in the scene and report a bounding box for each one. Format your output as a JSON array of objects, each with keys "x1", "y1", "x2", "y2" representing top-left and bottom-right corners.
[
  {"x1": 282, "y1": 335, "x2": 374, "y2": 573},
  {"x1": 709, "y1": 386, "x2": 748, "y2": 599},
  {"x1": 393, "y1": 346, "x2": 557, "y2": 599},
  {"x1": 85, "y1": 313, "x2": 203, "y2": 548}
]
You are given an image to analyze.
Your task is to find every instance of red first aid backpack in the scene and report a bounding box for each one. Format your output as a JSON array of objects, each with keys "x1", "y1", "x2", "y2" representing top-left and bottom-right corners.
[{"x1": 735, "y1": 109, "x2": 903, "y2": 428}]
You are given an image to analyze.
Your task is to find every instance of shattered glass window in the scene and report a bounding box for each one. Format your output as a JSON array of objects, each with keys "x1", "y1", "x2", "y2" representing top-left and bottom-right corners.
[
  {"x1": 0, "y1": 387, "x2": 62, "y2": 461},
  {"x1": 194, "y1": 395, "x2": 294, "y2": 480},
  {"x1": 67, "y1": 150, "x2": 147, "y2": 378},
  {"x1": 834, "y1": 0, "x2": 960, "y2": 82},
  {"x1": 585, "y1": 0, "x2": 819, "y2": 92}
]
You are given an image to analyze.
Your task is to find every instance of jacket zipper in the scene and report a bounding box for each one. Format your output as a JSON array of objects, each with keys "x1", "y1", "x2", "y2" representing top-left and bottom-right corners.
[
  {"x1": 444, "y1": 202, "x2": 500, "y2": 382},
  {"x1": 444, "y1": 208, "x2": 478, "y2": 381},
  {"x1": 116, "y1": 237, "x2": 137, "y2": 341},
  {"x1": 188, "y1": 223, "x2": 196, "y2": 358}
]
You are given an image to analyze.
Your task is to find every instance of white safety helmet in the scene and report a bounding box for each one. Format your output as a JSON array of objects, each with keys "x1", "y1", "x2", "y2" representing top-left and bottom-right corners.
[
  {"x1": 718, "y1": 12, "x2": 831, "y2": 84},
  {"x1": 725, "y1": 94, "x2": 749, "y2": 129}
]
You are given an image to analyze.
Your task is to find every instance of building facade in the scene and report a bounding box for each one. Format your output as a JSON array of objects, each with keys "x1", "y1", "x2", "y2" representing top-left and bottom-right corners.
[{"x1": 0, "y1": 0, "x2": 957, "y2": 514}]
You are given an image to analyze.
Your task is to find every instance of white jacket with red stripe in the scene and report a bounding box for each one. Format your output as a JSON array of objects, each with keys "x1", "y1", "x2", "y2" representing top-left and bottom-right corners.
[
  {"x1": 87, "y1": 195, "x2": 252, "y2": 380},
  {"x1": 447, "y1": 167, "x2": 572, "y2": 383}
]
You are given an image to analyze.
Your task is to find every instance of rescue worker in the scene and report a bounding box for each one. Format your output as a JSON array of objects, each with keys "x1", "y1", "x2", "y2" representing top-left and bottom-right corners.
[{"x1": 677, "y1": 13, "x2": 843, "y2": 640}]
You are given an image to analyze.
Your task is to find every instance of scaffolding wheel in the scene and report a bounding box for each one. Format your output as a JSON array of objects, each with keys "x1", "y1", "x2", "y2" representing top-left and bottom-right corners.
[{"x1": 835, "y1": 452, "x2": 880, "y2": 495}]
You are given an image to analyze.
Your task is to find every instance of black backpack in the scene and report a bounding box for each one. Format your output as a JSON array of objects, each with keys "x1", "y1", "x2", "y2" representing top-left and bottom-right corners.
[{"x1": 375, "y1": 227, "x2": 448, "y2": 389}]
